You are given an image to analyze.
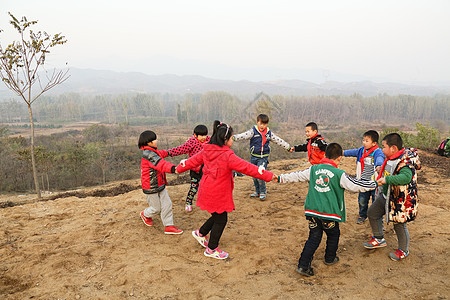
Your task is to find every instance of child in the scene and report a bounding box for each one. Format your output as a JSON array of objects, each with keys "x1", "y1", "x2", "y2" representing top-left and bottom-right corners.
[
  {"x1": 138, "y1": 130, "x2": 183, "y2": 235},
  {"x1": 289, "y1": 122, "x2": 327, "y2": 165},
  {"x1": 177, "y1": 120, "x2": 274, "y2": 259},
  {"x1": 344, "y1": 130, "x2": 385, "y2": 224},
  {"x1": 275, "y1": 143, "x2": 377, "y2": 277},
  {"x1": 363, "y1": 133, "x2": 421, "y2": 261},
  {"x1": 233, "y1": 113, "x2": 291, "y2": 200},
  {"x1": 168, "y1": 124, "x2": 210, "y2": 212}
]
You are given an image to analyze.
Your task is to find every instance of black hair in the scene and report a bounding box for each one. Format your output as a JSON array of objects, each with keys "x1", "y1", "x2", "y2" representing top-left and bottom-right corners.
[
  {"x1": 325, "y1": 143, "x2": 343, "y2": 160},
  {"x1": 257, "y1": 114, "x2": 269, "y2": 124},
  {"x1": 383, "y1": 133, "x2": 403, "y2": 149},
  {"x1": 363, "y1": 130, "x2": 379, "y2": 144},
  {"x1": 138, "y1": 130, "x2": 156, "y2": 149},
  {"x1": 194, "y1": 124, "x2": 208, "y2": 136},
  {"x1": 209, "y1": 120, "x2": 233, "y2": 147},
  {"x1": 306, "y1": 122, "x2": 318, "y2": 131}
]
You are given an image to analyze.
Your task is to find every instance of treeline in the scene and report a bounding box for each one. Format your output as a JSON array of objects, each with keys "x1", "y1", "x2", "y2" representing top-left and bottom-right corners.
[
  {"x1": 0, "y1": 121, "x2": 443, "y2": 193},
  {"x1": 0, "y1": 92, "x2": 448, "y2": 125}
]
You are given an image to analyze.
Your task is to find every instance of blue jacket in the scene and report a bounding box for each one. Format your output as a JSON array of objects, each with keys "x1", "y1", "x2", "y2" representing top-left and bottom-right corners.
[{"x1": 344, "y1": 146, "x2": 385, "y2": 180}]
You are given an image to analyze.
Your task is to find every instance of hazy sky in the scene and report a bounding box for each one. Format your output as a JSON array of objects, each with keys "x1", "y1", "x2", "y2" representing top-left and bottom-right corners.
[{"x1": 2, "y1": 0, "x2": 450, "y2": 83}]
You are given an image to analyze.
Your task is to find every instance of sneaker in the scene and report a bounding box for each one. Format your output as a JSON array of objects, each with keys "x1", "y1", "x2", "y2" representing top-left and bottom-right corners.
[
  {"x1": 363, "y1": 236, "x2": 387, "y2": 249},
  {"x1": 356, "y1": 216, "x2": 366, "y2": 224},
  {"x1": 164, "y1": 225, "x2": 183, "y2": 235},
  {"x1": 192, "y1": 230, "x2": 208, "y2": 248},
  {"x1": 296, "y1": 266, "x2": 314, "y2": 277},
  {"x1": 324, "y1": 256, "x2": 340, "y2": 266},
  {"x1": 259, "y1": 194, "x2": 267, "y2": 201},
  {"x1": 140, "y1": 211, "x2": 153, "y2": 226},
  {"x1": 204, "y1": 247, "x2": 229, "y2": 260},
  {"x1": 185, "y1": 204, "x2": 192, "y2": 212},
  {"x1": 250, "y1": 193, "x2": 260, "y2": 198},
  {"x1": 389, "y1": 249, "x2": 409, "y2": 261}
]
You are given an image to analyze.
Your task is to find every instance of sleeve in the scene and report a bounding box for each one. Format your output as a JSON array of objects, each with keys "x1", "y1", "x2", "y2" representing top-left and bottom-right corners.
[
  {"x1": 385, "y1": 167, "x2": 413, "y2": 186},
  {"x1": 168, "y1": 139, "x2": 191, "y2": 157},
  {"x1": 233, "y1": 128, "x2": 254, "y2": 141},
  {"x1": 279, "y1": 167, "x2": 311, "y2": 183},
  {"x1": 344, "y1": 149, "x2": 359, "y2": 157},
  {"x1": 176, "y1": 151, "x2": 204, "y2": 173},
  {"x1": 293, "y1": 142, "x2": 308, "y2": 152},
  {"x1": 228, "y1": 153, "x2": 274, "y2": 182},
  {"x1": 158, "y1": 149, "x2": 170, "y2": 159},
  {"x1": 270, "y1": 132, "x2": 291, "y2": 150},
  {"x1": 339, "y1": 173, "x2": 377, "y2": 192},
  {"x1": 374, "y1": 149, "x2": 386, "y2": 167},
  {"x1": 147, "y1": 158, "x2": 175, "y2": 174},
  {"x1": 317, "y1": 138, "x2": 328, "y2": 151}
]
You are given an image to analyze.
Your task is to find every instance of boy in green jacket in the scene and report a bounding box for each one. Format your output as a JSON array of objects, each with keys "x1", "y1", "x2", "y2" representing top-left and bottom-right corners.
[
  {"x1": 363, "y1": 133, "x2": 421, "y2": 261},
  {"x1": 275, "y1": 143, "x2": 377, "y2": 277}
]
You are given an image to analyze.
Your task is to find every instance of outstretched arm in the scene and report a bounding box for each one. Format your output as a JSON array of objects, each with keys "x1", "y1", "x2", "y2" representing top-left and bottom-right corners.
[
  {"x1": 233, "y1": 128, "x2": 254, "y2": 141},
  {"x1": 270, "y1": 132, "x2": 291, "y2": 150},
  {"x1": 278, "y1": 167, "x2": 311, "y2": 183},
  {"x1": 340, "y1": 173, "x2": 377, "y2": 192},
  {"x1": 228, "y1": 153, "x2": 273, "y2": 182},
  {"x1": 176, "y1": 151, "x2": 204, "y2": 173}
]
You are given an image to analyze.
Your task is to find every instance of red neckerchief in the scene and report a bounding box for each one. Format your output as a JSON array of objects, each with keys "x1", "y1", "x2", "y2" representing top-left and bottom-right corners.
[
  {"x1": 360, "y1": 145, "x2": 379, "y2": 171},
  {"x1": 319, "y1": 157, "x2": 338, "y2": 168},
  {"x1": 258, "y1": 127, "x2": 269, "y2": 145},
  {"x1": 376, "y1": 148, "x2": 404, "y2": 180}
]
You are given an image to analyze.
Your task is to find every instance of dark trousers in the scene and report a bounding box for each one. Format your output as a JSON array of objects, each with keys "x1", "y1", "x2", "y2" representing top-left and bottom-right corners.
[
  {"x1": 199, "y1": 212, "x2": 228, "y2": 250},
  {"x1": 298, "y1": 217, "x2": 340, "y2": 269}
]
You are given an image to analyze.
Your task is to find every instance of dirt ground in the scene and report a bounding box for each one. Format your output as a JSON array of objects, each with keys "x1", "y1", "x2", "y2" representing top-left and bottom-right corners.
[{"x1": 0, "y1": 150, "x2": 449, "y2": 299}]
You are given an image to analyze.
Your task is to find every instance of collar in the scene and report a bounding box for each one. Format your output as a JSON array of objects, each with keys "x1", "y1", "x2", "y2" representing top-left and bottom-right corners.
[{"x1": 319, "y1": 158, "x2": 338, "y2": 168}]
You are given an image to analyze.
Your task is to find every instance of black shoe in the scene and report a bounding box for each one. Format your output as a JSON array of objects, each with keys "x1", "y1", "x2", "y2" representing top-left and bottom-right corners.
[
  {"x1": 296, "y1": 266, "x2": 314, "y2": 277},
  {"x1": 324, "y1": 256, "x2": 339, "y2": 266}
]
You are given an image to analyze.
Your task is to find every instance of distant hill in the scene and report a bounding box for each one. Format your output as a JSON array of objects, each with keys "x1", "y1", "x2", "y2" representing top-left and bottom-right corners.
[{"x1": 1, "y1": 68, "x2": 450, "y2": 98}]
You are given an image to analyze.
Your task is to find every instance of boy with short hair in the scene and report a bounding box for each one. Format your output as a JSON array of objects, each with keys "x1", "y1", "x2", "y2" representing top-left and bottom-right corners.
[
  {"x1": 289, "y1": 122, "x2": 327, "y2": 165},
  {"x1": 275, "y1": 143, "x2": 377, "y2": 277},
  {"x1": 344, "y1": 130, "x2": 385, "y2": 224},
  {"x1": 233, "y1": 114, "x2": 291, "y2": 200},
  {"x1": 363, "y1": 133, "x2": 421, "y2": 261}
]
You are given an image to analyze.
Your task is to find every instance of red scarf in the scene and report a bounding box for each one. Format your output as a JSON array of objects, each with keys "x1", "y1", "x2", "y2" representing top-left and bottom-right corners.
[
  {"x1": 376, "y1": 148, "x2": 404, "y2": 180},
  {"x1": 360, "y1": 145, "x2": 379, "y2": 172},
  {"x1": 319, "y1": 158, "x2": 338, "y2": 168},
  {"x1": 258, "y1": 127, "x2": 268, "y2": 146}
]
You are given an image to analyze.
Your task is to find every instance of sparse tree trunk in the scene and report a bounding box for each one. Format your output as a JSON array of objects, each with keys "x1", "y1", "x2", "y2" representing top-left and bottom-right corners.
[{"x1": 28, "y1": 104, "x2": 41, "y2": 198}]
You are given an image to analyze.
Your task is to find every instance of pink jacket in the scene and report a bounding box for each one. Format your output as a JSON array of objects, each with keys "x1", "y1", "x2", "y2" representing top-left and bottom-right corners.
[
  {"x1": 169, "y1": 135, "x2": 210, "y2": 172},
  {"x1": 176, "y1": 144, "x2": 273, "y2": 213}
]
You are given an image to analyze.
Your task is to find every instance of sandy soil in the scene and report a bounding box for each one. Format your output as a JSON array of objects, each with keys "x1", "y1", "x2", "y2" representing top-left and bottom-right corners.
[{"x1": 0, "y1": 150, "x2": 449, "y2": 299}]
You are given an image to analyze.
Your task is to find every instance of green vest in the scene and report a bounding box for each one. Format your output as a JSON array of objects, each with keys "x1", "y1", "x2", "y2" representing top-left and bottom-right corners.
[{"x1": 305, "y1": 164, "x2": 346, "y2": 222}]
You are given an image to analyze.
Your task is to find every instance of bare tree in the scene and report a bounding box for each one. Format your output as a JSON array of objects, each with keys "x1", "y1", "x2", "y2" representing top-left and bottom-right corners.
[{"x1": 0, "y1": 12, "x2": 69, "y2": 198}]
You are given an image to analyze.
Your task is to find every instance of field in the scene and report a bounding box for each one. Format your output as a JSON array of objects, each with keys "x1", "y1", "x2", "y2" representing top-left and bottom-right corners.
[{"x1": 0, "y1": 149, "x2": 449, "y2": 299}]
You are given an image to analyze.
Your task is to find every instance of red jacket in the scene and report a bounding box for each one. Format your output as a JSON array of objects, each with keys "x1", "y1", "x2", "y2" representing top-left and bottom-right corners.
[
  {"x1": 141, "y1": 146, "x2": 176, "y2": 194},
  {"x1": 293, "y1": 134, "x2": 327, "y2": 165},
  {"x1": 168, "y1": 135, "x2": 210, "y2": 172},
  {"x1": 176, "y1": 144, "x2": 274, "y2": 213}
]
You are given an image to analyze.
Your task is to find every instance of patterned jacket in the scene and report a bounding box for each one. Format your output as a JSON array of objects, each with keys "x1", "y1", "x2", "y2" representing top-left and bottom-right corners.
[
  {"x1": 381, "y1": 148, "x2": 421, "y2": 223},
  {"x1": 140, "y1": 146, "x2": 176, "y2": 194},
  {"x1": 168, "y1": 135, "x2": 210, "y2": 172},
  {"x1": 233, "y1": 126, "x2": 291, "y2": 158}
]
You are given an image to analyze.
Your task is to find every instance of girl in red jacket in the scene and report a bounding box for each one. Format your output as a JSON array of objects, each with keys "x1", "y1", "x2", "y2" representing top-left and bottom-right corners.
[
  {"x1": 177, "y1": 121, "x2": 275, "y2": 259},
  {"x1": 139, "y1": 130, "x2": 183, "y2": 235}
]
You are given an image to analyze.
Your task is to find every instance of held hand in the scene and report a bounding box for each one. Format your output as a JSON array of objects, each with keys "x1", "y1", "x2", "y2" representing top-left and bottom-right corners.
[
  {"x1": 174, "y1": 169, "x2": 178, "y2": 174},
  {"x1": 271, "y1": 174, "x2": 279, "y2": 182},
  {"x1": 289, "y1": 147, "x2": 295, "y2": 153},
  {"x1": 377, "y1": 178, "x2": 386, "y2": 186}
]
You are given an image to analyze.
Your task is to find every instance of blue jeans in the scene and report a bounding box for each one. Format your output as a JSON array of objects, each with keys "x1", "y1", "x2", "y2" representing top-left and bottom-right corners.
[
  {"x1": 250, "y1": 156, "x2": 269, "y2": 195},
  {"x1": 358, "y1": 190, "x2": 375, "y2": 219},
  {"x1": 298, "y1": 217, "x2": 340, "y2": 269}
]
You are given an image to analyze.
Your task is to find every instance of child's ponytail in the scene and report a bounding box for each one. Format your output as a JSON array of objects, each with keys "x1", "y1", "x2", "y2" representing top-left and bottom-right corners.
[{"x1": 209, "y1": 120, "x2": 233, "y2": 147}]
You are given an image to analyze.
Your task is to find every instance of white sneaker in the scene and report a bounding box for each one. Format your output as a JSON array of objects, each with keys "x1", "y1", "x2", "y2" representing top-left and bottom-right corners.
[{"x1": 185, "y1": 204, "x2": 192, "y2": 212}]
